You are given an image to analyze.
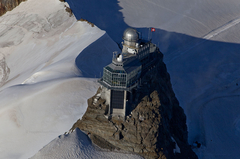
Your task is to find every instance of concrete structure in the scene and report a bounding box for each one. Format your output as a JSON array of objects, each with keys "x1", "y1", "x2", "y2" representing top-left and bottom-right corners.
[{"x1": 99, "y1": 28, "x2": 159, "y2": 117}]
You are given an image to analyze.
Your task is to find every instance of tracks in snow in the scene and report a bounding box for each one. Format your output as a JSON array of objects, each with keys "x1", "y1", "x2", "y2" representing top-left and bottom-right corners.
[
  {"x1": 203, "y1": 17, "x2": 240, "y2": 40},
  {"x1": 165, "y1": 16, "x2": 240, "y2": 63}
]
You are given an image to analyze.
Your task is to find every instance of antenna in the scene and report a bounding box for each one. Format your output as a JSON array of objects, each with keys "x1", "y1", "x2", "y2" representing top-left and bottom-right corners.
[
  {"x1": 113, "y1": 51, "x2": 118, "y2": 60},
  {"x1": 138, "y1": 31, "x2": 142, "y2": 40},
  {"x1": 150, "y1": 29, "x2": 152, "y2": 41},
  {"x1": 148, "y1": 28, "x2": 150, "y2": 41}
]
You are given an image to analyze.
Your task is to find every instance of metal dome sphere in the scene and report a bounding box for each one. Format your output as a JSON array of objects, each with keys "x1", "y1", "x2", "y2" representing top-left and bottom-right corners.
[{"x1": 122, "y1": 28, "x2": 139, "y2": 42}]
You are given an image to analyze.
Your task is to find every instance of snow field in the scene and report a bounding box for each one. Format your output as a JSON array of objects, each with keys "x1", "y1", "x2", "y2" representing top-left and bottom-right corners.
[
  {"x1": 0, "y1": 0, "x2": 125, "y2": 158},
  {"x1": 1, "y1": 0, "x2": 240, "y2": 158},
  {"x1": 0, "y1": 78, "x2": 98, "y2": 158},
  {"x1": 119, "y1": 0, "x2": 240, "y2": 39}
]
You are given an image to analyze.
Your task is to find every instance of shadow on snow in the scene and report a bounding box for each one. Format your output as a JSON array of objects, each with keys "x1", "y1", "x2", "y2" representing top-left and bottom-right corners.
[{"x1": 68, "y1": 0, "x2": 240, "y2": 148}]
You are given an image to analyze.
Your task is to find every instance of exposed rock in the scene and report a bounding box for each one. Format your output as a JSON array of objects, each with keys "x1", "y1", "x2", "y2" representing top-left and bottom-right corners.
[
  {"x1": 79, "y1": 18, "x2": 95, "y2": 27},
  {"x1": 70, "y1": 52, "x2": 197, "y2": 159},
  {"x1": 0, "y1": 54, "x2": 10, "y2": 86},
  {"x1": 65, "y1": 5, "x2": 73, "y2": 17},
  {"x1": 0, "y1": 0, "x2": 26, "y2": 16}
]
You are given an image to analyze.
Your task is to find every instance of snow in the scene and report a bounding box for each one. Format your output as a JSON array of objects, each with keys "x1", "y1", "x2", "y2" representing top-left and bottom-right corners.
[
  {"x1": 0, "y1": 78, "x2": 98, "y2": 158},
  {"x1": 171, "y1": 137, "x2": 181, "y2": 154},
  {"x1": 118, "y1": 1, "x2": 240, "y2": 159},
  {"x1": 199, "y1": 96, "x2": 240, "y2": 158},
  {"x1": 118, "y1": 0, "x2": 240, "y2": 39},
  {"x1": 2, "y1": 0, "x2": 240, "y2": 158},
  {"x1": 0, "y1": 0, "x2": 126, "y2": 158},
  {"x1": 66, "y1": 0, "x2": 240, "y2": 158},
  {"x1": 31, "y1": 128, "x2": 143, "y2": 159}
]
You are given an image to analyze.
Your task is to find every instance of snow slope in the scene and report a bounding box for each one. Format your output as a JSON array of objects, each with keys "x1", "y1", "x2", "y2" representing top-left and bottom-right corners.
[
  {"x1": 0, "y1": 0, "x2": 136, "y2": 158},
  {"x1": 66, "y1": 0, "x2": 240, "y2": 158},
  {"x1": 2, "y1": 0, "x2": 240, "y2": 158},
  {"x1": 31, "y1": 128, "x2": 143, "y2": 159},
  {"x1": 118, "y1": 1, "x2": 240, "y2": 158}
]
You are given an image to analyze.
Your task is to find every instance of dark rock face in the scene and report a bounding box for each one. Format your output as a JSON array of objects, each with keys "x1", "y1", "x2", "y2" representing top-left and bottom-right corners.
[
  {"x1": 71, "y1": 52, "x2": 197, "y2": 159},
  {"x1": 0, "y1": 0, "x2": 26, "y2": 16}
]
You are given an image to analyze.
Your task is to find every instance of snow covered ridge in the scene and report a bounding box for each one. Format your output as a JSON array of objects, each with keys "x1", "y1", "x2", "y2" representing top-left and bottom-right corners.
[
  {"x1": 0, "y1": 0, "x2": 125, "y2": 158},
  {"x1": 0, "y1": 0, "x2": 78, "y2": 88},
  {"x1": 31, "y1": 128, "x2": 143, "y2": 159}
]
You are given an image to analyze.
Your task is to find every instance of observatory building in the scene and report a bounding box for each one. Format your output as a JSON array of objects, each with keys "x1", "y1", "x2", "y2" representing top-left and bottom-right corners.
[{"x1": 98, "y1": 28, "x2": 159, "y2": 117}]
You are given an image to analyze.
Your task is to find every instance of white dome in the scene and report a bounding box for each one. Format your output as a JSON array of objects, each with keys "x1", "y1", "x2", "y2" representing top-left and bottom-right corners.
[{"x1": 122, "y1": 28, "x2": 139, "y2": 42}]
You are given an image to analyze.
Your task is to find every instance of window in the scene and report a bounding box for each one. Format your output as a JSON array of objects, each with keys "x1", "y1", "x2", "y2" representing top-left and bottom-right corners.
[{"x1": 103, "y1": 67, "x2": 127, "y2": 87}]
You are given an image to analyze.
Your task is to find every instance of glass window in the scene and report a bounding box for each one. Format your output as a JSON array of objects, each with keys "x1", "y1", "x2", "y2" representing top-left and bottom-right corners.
[{"x1": 103, "y1": 67, "x2": 127, "y2": 88}]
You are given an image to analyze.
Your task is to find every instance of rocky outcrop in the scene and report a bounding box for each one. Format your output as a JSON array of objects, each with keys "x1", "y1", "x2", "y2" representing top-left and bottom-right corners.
[
  {"x1": 0, "y1": 0, "x2": 26, "y2": 16},
  {"x1": 70, "y1": 52, "x2": 197, "y2": 159},
  {"x1": 79, "y1": 19, "x2": 95, "y2": 27},
  {"x1": 0, "y1": 54, "x2": 10, "y2": 86}
]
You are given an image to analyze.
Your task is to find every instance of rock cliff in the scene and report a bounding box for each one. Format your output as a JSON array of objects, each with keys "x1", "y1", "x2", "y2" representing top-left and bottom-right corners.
[
  {"x1": 70, "y1": 52, "x2": 198, "y2": 159},
  {"x1": 0, "y1": 0, "x2": 26, "y2": 16}
]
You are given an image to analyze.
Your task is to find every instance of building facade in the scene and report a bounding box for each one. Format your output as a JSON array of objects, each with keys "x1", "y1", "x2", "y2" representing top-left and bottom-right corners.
[{"x1": 98, "y1": 28, "x2": 159, "y2": 117}]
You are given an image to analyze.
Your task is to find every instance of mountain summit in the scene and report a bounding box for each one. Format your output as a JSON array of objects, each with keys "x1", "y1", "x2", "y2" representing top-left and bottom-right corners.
[{"x1": 71, "y1": 36, "x2": 197, "y2": 158}]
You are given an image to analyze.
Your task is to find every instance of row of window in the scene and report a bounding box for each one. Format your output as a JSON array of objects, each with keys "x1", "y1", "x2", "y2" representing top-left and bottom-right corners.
[
  {"x1": 138, "y1": 50, "x2": 149, "y2": 59},
  {"x1": 105, "y1": 66, "x2": 126, "y2": 73},
  {"x1": 103, "y1": 68, "x2": 127, "y2": 87},
  {"x1": 103, "y1": 67, "x2": 141, "y2": 88}
]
